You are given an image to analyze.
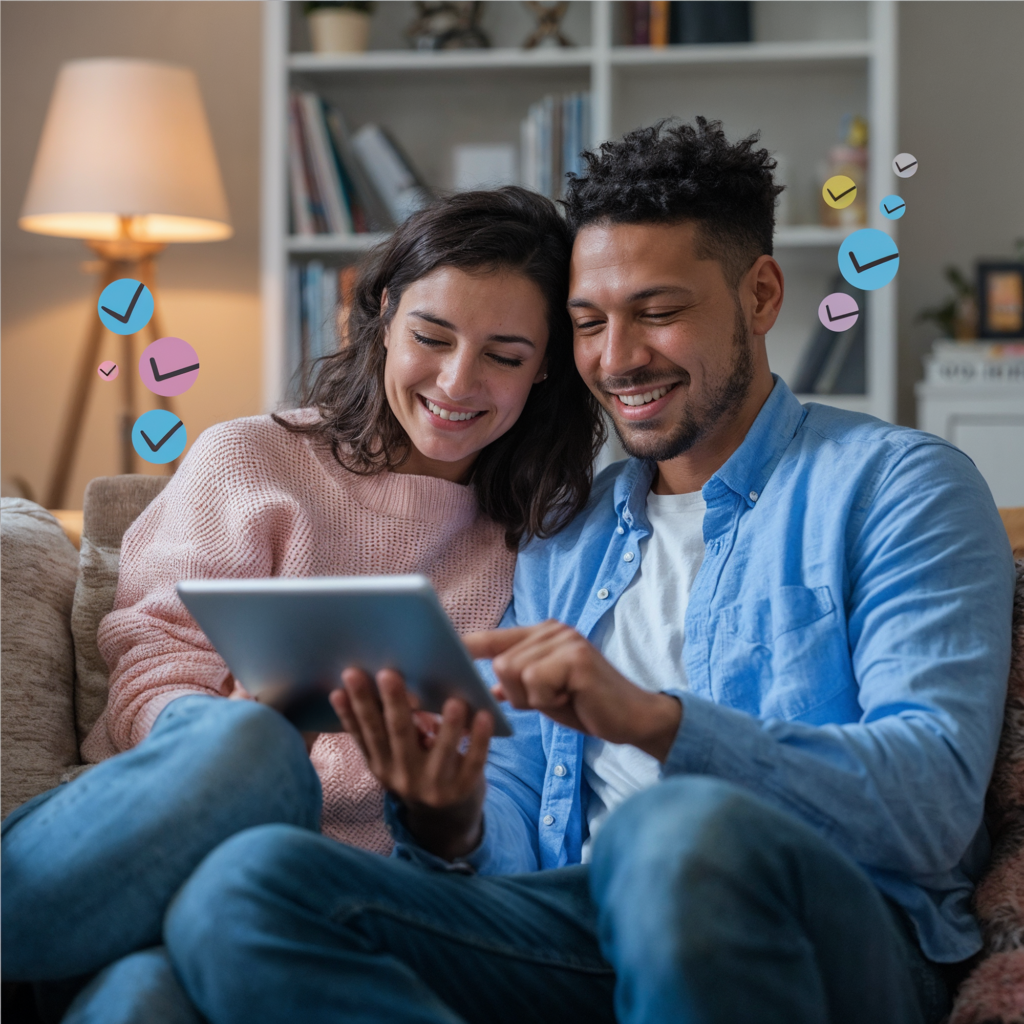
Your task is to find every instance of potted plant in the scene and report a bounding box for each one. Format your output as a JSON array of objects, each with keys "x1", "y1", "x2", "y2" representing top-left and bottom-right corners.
[{"x1": 306, "y1": 2, "x2": 375, "y2": 54}]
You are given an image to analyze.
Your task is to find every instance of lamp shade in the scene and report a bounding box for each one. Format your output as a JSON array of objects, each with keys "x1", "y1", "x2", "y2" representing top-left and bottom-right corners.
[{"x1": 20, "y1": 58, "x2": 232, "y2": 243}]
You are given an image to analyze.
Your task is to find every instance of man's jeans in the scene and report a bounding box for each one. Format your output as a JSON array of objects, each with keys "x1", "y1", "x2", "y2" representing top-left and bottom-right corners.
[
  {"x1": 166, "y1": 776, "x2": 951, "y2": 1024},
  {"x1": 1, "y1": 695, "x2": 322, "y2": 1022}
]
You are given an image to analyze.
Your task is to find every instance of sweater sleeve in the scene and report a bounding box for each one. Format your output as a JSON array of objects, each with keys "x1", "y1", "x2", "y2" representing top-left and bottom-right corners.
[{"x1": 82, "y1": 418, "x2": 305, "y2": 759}]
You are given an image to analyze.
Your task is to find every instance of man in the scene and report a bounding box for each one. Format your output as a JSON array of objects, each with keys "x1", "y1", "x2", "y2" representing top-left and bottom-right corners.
[{"x1": 166, "y1": 119, "x2": 1014, "y2": 1024}]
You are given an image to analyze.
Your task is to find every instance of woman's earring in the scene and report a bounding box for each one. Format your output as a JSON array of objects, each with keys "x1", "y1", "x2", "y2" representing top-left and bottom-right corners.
[{"x1": 542, "y1": 373, "x2": 549, "y2": 379}]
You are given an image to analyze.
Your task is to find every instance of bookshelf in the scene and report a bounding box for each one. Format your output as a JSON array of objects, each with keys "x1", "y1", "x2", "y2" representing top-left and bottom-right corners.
[{"x1": 261, "y1": 0, "x2": 898, "y2": 422}]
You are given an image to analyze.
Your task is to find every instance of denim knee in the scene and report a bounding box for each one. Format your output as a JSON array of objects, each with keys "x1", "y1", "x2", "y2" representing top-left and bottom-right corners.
[
  {"x1": 63, "y1": 947, "x2": 201, "y2": 1024},
  {"x1": 152, "y1": 696, "x2": 322, "y2": 830}
]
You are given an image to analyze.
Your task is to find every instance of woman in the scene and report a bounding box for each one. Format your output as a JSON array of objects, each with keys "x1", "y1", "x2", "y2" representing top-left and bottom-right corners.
[{"x1": 2, "y1": 187, "x2": 604, "y2": 1017}]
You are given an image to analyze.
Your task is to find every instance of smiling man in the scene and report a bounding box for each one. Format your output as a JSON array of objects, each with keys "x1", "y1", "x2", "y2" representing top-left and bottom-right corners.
[{"x1": 167, "y1": 120, "x2": 1015, "y2": 1024}]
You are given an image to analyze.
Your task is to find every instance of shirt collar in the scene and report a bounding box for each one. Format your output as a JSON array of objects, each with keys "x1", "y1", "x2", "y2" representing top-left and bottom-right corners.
[{"x1": 613, "y1": 375, "x2": 806, "y2": 523}]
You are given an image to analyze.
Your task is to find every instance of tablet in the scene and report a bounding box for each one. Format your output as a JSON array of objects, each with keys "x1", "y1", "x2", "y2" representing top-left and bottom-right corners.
[{"x1": 176, "y1": 575, "x2": 512, "y2": 736}]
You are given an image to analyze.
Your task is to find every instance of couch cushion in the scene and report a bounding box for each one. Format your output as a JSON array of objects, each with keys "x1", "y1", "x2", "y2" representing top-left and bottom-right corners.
[
  {"x1": 1, "y1": 499, "x2": 80, "y2": 818},
  {"x1": 72, "y1": 475, "x2": 169, "y2": 743}
]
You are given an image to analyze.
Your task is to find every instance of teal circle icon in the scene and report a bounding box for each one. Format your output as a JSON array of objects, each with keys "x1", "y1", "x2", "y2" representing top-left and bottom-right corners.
[
  {"x1": 880, "y1": 194, "x2": 906, "y2": 220},
  {"x1": 132, "y1": 409, "x2": 186, "y2": 464},
  {"x1": 98, "y1": 278, "x2": 154, "y2": 335},
  {"x1": 838, "y1": 228, "x2": 900, "y2": 291}
]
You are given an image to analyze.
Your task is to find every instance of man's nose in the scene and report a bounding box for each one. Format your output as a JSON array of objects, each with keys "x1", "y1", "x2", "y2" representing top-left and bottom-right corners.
[{"x1": 600, "y1": 318, "x2": 651, "y2": 378}]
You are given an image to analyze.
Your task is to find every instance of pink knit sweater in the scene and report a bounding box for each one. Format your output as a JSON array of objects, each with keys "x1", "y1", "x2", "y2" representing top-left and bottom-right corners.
[{"x1": 81, "y1": 412, "x2": 516, "y2": 854}]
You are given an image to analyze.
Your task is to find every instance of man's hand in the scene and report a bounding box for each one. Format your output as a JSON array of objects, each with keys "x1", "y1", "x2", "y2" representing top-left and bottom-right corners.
[
  {"x1": 464, "y1": 621, "x2": 682, "y2": 762},
  {"x1": 329, "y1": 669, "x2": 492, "y2": 861}
]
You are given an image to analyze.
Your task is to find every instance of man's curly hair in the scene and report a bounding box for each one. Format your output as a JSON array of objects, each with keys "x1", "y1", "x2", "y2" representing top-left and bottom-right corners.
[{"x1": 563, "y1": 117, "x2": 784, "y2": 288}]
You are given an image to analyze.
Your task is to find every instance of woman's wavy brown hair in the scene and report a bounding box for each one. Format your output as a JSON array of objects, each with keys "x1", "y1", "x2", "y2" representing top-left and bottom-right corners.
[{"x1": 274, "y1": 186, "x2": 606, "y2": 549}]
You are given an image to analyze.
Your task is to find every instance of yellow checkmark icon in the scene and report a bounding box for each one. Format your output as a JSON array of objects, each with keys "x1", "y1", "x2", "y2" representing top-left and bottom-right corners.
[{"x1": 823, "y1": 175, "x2": 858, "y2": 210}]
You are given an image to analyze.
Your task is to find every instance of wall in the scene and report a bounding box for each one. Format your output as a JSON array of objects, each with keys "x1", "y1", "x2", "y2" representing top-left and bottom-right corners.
[
  {"x1": 897, "y1": 1, "x2": 1024, "y2": 425},
  {"x1": 3, "y1": 1, "x2": 1022, "y2": 511},
  {"x1": 0, "y1": 0, "x2": 262, "y2": 509}
]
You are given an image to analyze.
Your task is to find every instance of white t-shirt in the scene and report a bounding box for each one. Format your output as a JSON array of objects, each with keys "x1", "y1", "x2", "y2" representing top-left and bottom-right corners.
[{"x1": 581, "y1": 488, "x2": 707, "y2": 861}]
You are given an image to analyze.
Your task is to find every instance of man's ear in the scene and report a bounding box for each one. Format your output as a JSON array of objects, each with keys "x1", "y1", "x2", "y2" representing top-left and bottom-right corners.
[{"x1": 746, "y1": 256, "x2": 784, "y2": 337}]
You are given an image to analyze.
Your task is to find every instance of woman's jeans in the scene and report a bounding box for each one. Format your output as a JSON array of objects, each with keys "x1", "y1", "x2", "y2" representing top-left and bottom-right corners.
[
  {"x1": 166, "y1": 777, "x2": 952, "y2": 1024},
  {"x1": 1, "y1": 695, "x2": 322, "y2": 1020}
]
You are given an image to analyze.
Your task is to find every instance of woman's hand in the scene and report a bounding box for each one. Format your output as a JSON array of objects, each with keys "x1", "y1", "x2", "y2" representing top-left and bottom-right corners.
[{"x1": 329, "y1": 669, "x2": 492, "y2": 861}]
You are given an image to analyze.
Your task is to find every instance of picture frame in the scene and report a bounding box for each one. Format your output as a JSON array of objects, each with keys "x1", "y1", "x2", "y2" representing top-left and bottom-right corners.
[{"x1": 977, "y1": 261, "x2": 1024, "y2": 339}]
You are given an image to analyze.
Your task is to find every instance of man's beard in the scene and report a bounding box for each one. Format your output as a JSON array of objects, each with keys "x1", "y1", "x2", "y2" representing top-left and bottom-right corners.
[{"x1": 604, "y1": 305, "x2": 755, "y2": 463}]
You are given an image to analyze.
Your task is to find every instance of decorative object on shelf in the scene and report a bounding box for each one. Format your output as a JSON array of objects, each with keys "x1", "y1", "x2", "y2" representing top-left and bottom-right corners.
[
  {"x1": 923, "y1": 340, "x2": 1024, "y2": 386},
  {"x1": 626, "y1": 2, "x2": 751, "y2": 46},
  {"x1": 406, "y1": 2, "x2": 489, "y2": 51},
  {"x1": 305, "y1": 2, "x2": 375, "y2": 55},
  {"x1": 978, "y1": 262, "x2": 1024, "y2": 339},
  {"x1": 916, "y1": 265, "x2": 979, "y2": 342},
  {"x1": 19, "y1": 58, "x2": 232, "y2": 508},
  {"x1": 522, "y1": 1, "x2": 573, "y2": 48},
  {"x1": 818, "y1": 114, "x2": 868, "y2": 228},
  {"x1": 521, "y1": 92, "x2": 591, "y2": 200}
]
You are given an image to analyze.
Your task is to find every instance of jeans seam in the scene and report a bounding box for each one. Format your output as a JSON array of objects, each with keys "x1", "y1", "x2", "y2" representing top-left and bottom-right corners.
[{"x1": 333, "y1": 902, "x2": 614, "y2": 975}]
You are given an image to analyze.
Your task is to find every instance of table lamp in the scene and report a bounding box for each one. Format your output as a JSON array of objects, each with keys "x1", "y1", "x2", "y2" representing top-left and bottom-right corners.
[{"x1": 20, "y1": 58, "x2": 233, "y2": 508}]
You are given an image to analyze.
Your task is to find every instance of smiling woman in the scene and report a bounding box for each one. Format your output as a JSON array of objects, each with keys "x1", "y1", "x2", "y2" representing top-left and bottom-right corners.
[{"x1": 278, "y1": 186, "x2": 604, "y2": 548}]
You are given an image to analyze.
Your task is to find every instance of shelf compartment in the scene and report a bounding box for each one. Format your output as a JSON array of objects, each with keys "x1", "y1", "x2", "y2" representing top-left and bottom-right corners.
[{"x1": 288, "y1": 47, "x2": 596, "y2": 75}]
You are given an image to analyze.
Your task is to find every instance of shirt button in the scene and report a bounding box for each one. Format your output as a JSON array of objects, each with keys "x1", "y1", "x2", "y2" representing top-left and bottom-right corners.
[
  {"x1": 597, "y1": 588, "x2": 610, "y2": 600},
  {"x1": 616, "y1": 526, "x2": 625, "y2": 535},
  {"x1": 623, "y1": 551, "x2": 635, "y2": 562},
  {"x1": 749, "y1": 490, "x2": 759, "y2": 502},
  {"x1": 553, "y1": 764, "x2": 567, "y2": 777},
  {"x1": 543, "y1": 814, "x2": 555, "y2": 826}
]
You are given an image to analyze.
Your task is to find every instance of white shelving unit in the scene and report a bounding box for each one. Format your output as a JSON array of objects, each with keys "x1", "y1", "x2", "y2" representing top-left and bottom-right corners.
[{"x1": 262, "y1": 0, "x2": 898, "y2": 421}]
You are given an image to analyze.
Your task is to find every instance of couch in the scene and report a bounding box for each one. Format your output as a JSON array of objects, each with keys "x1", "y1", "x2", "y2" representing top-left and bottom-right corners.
[{"x1": 1, "y1": 475, "x2": 1022, "y2": 1022}]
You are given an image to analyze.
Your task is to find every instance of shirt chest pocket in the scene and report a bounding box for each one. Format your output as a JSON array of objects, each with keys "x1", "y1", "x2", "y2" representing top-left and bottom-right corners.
[{"x1": 710, "y1": 585, "x2": 850, "y2": 720}]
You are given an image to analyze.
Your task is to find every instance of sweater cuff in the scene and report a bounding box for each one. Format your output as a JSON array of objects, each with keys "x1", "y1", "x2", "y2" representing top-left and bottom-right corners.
[{"x1": 129, "y1": 690, "x2": 202, "y2": 747}]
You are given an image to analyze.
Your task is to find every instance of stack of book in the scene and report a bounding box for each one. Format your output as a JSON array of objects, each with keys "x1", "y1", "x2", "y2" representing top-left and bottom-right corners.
[
  {"x1": 520, "y1": 92, "x2": 592, "y2": 201},
  {"x1": 286, "y1": 262, "x2": 359, "y2": 400},
  {"x1": 289, "y1": 91, "x2": 430, "y2": 235},
  {"x1": 791, "y1": 274, "x2": 866, "y2": 396},
  {"x1": 625, "y1": 2, "x2": 751, "y2": 46},
  {"x1": 924, "y1": 341, "x2": 1024, "y2": 386}
]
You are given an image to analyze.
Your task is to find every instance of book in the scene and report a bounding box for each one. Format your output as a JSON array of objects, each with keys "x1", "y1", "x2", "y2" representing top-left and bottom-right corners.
[
  {"x1": 287, "y1": 99, "x2": 315, "y2": 236},
  {"x1": 521, "y1": 91, "x2": 592, "y2": 199},
  {"x1": 350, "y1": 124, "x2": 430, "y2": 225},
  {"x1": 630, "y1": 2, "x2": 651, "y2": 45},
  {"x1": 298, "y1": 93, "x2": 353, "y2": 236},
  {"x1": 670, "y1": 2, "x2": 752, "y2": 44},
  {"x1": 650, "y1": 1, "x2": 670, "y2": 46},
  {"x1": 925, "y1": 341, "x2": 1024, "y2": 385},
  {"x1": 323, "y1": 104, "x2": 394, "y2": 232}
]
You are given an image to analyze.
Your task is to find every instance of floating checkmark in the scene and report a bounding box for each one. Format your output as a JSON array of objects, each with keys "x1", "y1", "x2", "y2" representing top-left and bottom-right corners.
[
  {"x1": 826, "y1": 304, "x2": 858, "y2": 323},
  {"x1": 892, "y1": 152, "x2": 919, "y2": 178},
  {"x1": 848, "y1": 250, "x2": 899, "y2": 274},
  {"x1": 97, "y1": 360, "x2": 119, "y2": 381},
  {"x1": 828, "y1": 185, "x2": 856, "y2": 203},
  {"x1": 150, "y1": 356, "x2": 200, "y2": 382},
  {"x1": 822, "y1": 175, "x2": 858, "y2": 210},
  {"x1": 97, "y1": 279, "x2": 155, "y2": 336},
  {"x1": 132, "y1": 409, "x2": 188, "y2": 464},
  {"x1": 101, "y1": 282, "x2": 145, "y2": 324},
  {"x1": 100, "y1": 364, "x2": 116, "y2": 376},
  {"x1": 140, "y1": 337, "x2": 201, "y2": 396},
  {"x1": 883, "y1": 202, "x2": 905, "y2": 215},
  {"x1": 140, "y1": 419, "x2": 183, "y2": 452},
  {"x1": 838, "y1": 229, "x2": 901, "y2": 291}
]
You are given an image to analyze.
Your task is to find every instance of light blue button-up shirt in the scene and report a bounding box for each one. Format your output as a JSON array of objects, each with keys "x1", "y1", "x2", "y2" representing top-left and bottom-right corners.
[{"x1": 392, "y1": 377, "x2": 1015, "y2": 963}]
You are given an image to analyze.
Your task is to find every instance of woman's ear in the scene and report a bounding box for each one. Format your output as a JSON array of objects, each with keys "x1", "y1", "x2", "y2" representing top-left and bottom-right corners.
[{"x1": 533, "y1": 357, "x2": 549, "y2": 384}]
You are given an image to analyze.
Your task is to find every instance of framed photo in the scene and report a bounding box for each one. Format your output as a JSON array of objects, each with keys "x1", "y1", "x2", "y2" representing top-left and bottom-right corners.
[{"x1": 978, "y1": 262, "x2": 1024, "y2": 338}]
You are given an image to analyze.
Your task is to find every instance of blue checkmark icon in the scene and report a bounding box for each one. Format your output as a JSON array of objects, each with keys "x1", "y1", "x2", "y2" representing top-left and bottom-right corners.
[
  {"x1": 838, "y1": 228, "x2": 900, "y2": 291},
  {"x1": 98, "y1": 278, "x2": 155, "y2": 336},
  {"x1": 880, "y1": 194, "x2": 906, "y2": 220},
  {"x1": 132, "y1": 409, "x2": 187, "y2": 465}
]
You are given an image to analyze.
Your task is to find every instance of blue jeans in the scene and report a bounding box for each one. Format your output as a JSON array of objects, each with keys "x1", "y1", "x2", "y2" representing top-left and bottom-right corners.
[
  {"x1": 166, "y1": 776, "x2": 951, "y2": 1024},
  {"x1": 2, "y1": 695, "x2": 322, "y2": 1019}
]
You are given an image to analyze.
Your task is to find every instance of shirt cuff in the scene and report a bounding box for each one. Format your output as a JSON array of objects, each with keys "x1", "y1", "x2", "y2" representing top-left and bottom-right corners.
[
  {"x1": 384, "y1": 793, "x2": 483, "y2": 875},
  {"x1": 661, "y1": 689, "x2": 754, "y2": 780}
]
